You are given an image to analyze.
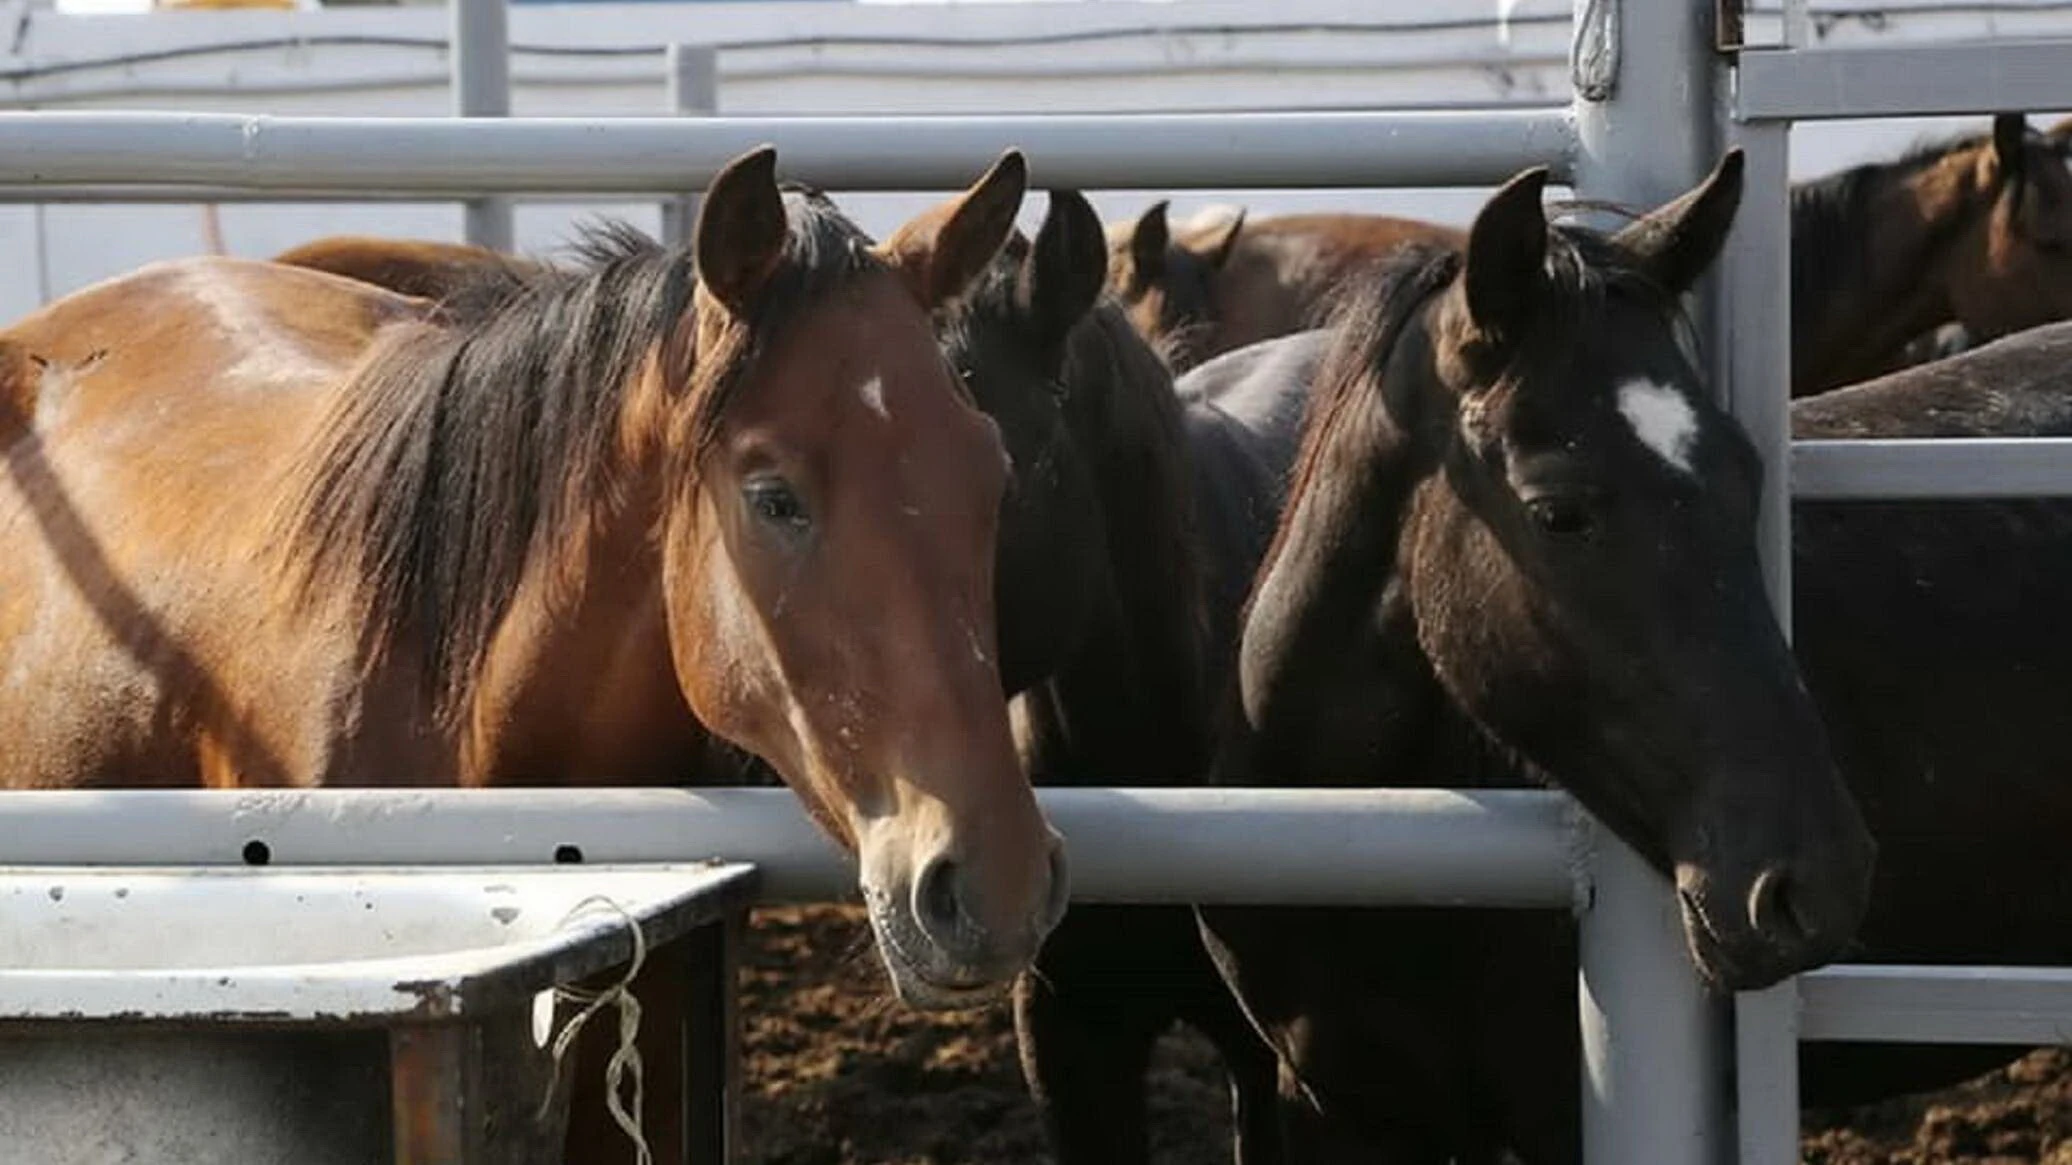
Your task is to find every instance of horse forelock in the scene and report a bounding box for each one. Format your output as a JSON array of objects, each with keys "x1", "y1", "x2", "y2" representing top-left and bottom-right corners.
[{"x1": 275, "y1": 194, "x2": 882, "y2": 724}]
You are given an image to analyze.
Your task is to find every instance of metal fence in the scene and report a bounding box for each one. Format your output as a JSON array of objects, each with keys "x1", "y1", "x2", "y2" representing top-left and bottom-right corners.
[{"x1": 2, "y1": 1, "x2": 2071, "y2": 1162}]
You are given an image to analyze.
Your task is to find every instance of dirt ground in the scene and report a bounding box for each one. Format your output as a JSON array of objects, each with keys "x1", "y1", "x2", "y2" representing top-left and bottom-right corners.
[{"x1": 738, "y1": 905, "x2": 2072, "y2": 1165}]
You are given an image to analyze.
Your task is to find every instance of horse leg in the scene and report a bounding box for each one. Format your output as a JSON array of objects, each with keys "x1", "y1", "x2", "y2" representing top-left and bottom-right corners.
[
  {"x1": 1014, "y1": 904, "x2": 1189, "y2": 1164},
  {"x1": 1165, "y1": 925, "x2": 1286, "y2": 1165}
]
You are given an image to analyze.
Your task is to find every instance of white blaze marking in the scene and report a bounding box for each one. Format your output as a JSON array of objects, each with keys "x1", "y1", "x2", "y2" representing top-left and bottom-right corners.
[
  {"x1": 857, "y1": 375, "x2": 888, "y2": 420},
  {"x1": 1615, "y1": 378, "x2": 1699, "y2": 475}
]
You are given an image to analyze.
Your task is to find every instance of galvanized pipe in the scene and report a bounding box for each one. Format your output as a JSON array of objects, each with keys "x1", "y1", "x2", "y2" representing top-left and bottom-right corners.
[
  {"x1": 1792, "y1": 438, "x2": 2072, "y2": 499},
  {"x1": 449, "y1": 0, "x2": 513, "y2": 249},
  {"x1": 0, "y1": 787, "x2": 1583, "y2": 908},
  {"x1": 1577, "y1": 827, "x2": 1731, "y2": 1165},
  {"x1": 0, "y1": 108, "x2": 1576, "y2": 193},
  {"x1": 1720, "y1": 123, "x2": 1795, "y2": 625},
  {"x1": 661, "y1": 43, "x2": 720, "y2": 248},
  {"x1": 1569, "y1": 2, "x2": 1733, "y2": 1161}
]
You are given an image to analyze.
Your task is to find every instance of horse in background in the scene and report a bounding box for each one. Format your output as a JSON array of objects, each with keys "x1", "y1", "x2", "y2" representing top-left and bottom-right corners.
[
  {"x1": 272, "y1": 235, "x2": 543, "y2": 302},
  {"x1": 0, "y1": 146, "x2": 1067, "y2": 1160},
  {"x1": 1792, "y1": 112, "x2": 2072, "y2": 394},
  {"x1": 1106, "y1": 200, "x2": 1462, "y2": 372},
  {"x1": 1112, "y1": 113, "x2": 2072, "y2": 398}
]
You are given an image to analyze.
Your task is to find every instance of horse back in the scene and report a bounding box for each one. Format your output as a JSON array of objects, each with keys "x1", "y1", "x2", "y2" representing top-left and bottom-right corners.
[
  {"x1": 272, "y1": 235, "x2": 536, "y2": 303},
  {"x1": 1176, "y1": 332, "x2": 1324, "y2": 675},
  {"x1": 0, "y1": 258, "x2": 430, "y2": 789},
  {"x1": 1212, "y1": 216, "x2": 1462, "y2": 352}
]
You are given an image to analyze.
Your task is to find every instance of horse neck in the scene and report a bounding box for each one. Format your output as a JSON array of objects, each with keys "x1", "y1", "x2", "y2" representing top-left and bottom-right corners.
[
  {"x1": 456, "y1": 403, "x2": 706, "y2": 786},
  {"x1": 1791, "y1": 159, "x2": 1981, "y2": 394},
  {"x1": 1025, "y1": 358, "x2": 1212, "y2": 782}
]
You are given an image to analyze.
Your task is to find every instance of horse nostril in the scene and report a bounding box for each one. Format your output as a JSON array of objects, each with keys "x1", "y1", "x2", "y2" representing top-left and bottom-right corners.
[
  {"x1": 914, "y1": 855, "x2": 967, "y2": 947},
  {"x1": 1748, "y1": 865, "x2": 1812, "y2": 947}
]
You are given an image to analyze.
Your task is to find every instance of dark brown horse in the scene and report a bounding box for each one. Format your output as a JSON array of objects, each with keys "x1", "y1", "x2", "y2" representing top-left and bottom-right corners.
[
  {"x1": 0, "y1": 146, "x2": 1070, "y2": 1155},
  {"x1": 1793, "y1": 112, "x2": 2072, "y2": 394},
  {"x1": 1189, "y1": 152, "x2": 1880, "y2": 1162},
  {"x1": 1106, "y1": 201, "x2": 1463, "y2": 372},
  {"x1": 1196, "y1": 312, "x2": 2072, "y2": 1162},
  {"x1": 929, "y1": 189, "x2": 1287, "y2": 1165}
]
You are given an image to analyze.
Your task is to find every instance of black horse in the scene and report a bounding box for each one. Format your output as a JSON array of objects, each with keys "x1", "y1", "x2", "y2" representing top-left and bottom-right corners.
[
  {"x1": 1187, "y1": 153, "x2": 1883, "y2": 1162},
  {"x1": 937, "y1": 188, "x2": 1288, "y2": 1165}
]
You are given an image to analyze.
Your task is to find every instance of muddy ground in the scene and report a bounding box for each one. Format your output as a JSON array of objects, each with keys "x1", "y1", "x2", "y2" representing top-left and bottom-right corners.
[{"x1": 738, "y1": 905, "x2": 2072, "y2": 1165}]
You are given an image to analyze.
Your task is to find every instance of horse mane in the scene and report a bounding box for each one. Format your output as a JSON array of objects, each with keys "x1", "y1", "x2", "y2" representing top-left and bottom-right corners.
[
  {"x1": 277, "y1": 191, "x2": 878, "y2": 721},
  {"x1": 1068, "y1": 296, "x2": 1210, "y2": 678}
]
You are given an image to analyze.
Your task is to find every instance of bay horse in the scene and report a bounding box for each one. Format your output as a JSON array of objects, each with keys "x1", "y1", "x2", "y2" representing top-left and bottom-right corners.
[
  {"x1": 1190, "y1": 152, "x2": 1881, "y2": 1162},
  {"x1": 270, "y1": 234, "x2": 544, "y2": 301},
  {"x1": 1793, "y1": 112, "x2": 2072, "y2": 395},
  {"x1": 1106, "y1": 201, "x2": 1464, "y2": 373},
  {"x1": 273, "y1": 187, "x2": 1284, "y2": 1163},
  {"x1": 0, "y1": 145, "x2": 1070, "y2": 1153}
]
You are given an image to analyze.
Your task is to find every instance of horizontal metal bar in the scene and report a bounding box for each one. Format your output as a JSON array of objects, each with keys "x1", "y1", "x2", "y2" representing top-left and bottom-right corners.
[
  {"x1": 0, "y1": 787, "x2": 1583, "y2": 908},
  {"x1": 1737, "y1": 41, "x2": 2072, "y2": 122},
  {"x1": 1792, "y1": 438, "x2": 2072, "y2": 499},
  {"x1": 1799, "y1": 964, "x2": 2072, "y2": 1044},
  {"x1": 0, "y1": 109, "x2": 1574, "y2": 194}
]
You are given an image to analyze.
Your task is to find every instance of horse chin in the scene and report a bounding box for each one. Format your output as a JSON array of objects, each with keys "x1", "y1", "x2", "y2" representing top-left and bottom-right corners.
[{"x1": 864, "y1": 901, "x2": 1014, "y2": 1013}]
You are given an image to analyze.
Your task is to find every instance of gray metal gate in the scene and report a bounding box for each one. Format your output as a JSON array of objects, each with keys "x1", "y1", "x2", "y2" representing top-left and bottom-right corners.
[{"x1": 0, "y1": 2, "x2": 2069, "y2": 1161}]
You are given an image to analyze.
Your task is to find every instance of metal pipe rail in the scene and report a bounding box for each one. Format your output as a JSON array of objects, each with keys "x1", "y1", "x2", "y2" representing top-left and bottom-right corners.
[
  {"x1": 0, "y1": 787, "x2": 1584, "y2": 908},
  {"x1": 1738, "y1": 40, "x2": 2072, "y2": 122},
  {"x1": 1793, "y1": 438, "x2": 2072, "y2": 500},
  {"x1": 0, "y1": 109, "x2": 1576, "y2": 193}
]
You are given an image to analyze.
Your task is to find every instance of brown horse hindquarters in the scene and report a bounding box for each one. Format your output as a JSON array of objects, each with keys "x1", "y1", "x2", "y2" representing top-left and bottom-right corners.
[{"x1": 0, "y1": 258, "x2": 428, "y2": 788}]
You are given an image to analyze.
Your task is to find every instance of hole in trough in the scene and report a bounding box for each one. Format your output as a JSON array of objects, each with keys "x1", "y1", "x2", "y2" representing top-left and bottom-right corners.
[
  {"x1": 242, "y1": 840, "x2": 272, "y2": 867},
  {"x1": 554, "y1": 844, "x2": 584, "y2": 865}
]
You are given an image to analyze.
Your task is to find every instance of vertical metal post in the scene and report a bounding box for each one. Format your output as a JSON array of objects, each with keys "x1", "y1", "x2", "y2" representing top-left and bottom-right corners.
[
  {"x1": 1781, "y1": 0, "x2": 1811, "y2": 49},
  {"x1": 1734, "y1": 982, "x2": 1803, "y2": 1165},
  {"x1": 1719, "y1": 119, "x2": 1794, "y2": 624},
  {"x1": 452, "y1": 0, "x2": 514, "y2": 251},
  {"x1": 1578, "y1": 829, "x2": 1731, "y2": 1165},
  {"x1": 1569, "y1": 4, "x2": 1733, "y2": 1161},
  {"x1": 662, "y1": 44, "x2": 720, "y2": 250}
]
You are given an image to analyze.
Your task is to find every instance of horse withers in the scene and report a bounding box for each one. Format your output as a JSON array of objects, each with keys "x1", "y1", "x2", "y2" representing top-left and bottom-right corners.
[
  {"x1": 1191, "y1": 152, "x2": 1876, "y2": 1160},
  {"x1": 0, "y1": 146, "x2": 1067, "y2": 1013}
]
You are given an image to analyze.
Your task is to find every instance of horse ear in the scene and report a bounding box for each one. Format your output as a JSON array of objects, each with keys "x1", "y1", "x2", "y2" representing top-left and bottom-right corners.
[
  {"x1": 1462, "y1": 166, "x2": 1550, "y2": 342},
  {"x1": 1020, "y1": 189, "x2": 1108, "y2": 350},
  {"x1": 2045, "y1": 114, "x2": 2072, "y2": 150},
  {"x1": 1613, "y1": 148, "x2": 1745, "y2": 296},
  {"x1": 1200, "y1": 209, "x2": 1248, "y2": 271},
  {"x1": 1126, "y1": 200, "x2": 1172, "y2": 286},
  {"x1": 694, "y1": 145, "x2": 788, "y2": 317},
  {"x1": 1993, "y1": 113, "x2": 2031, "y2": 184},
  {"x1": 877, "y1": 150, "x2": 1028, "y2": 310}
]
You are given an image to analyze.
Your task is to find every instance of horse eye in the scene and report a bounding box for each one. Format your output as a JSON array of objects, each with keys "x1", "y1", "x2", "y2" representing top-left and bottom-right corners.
[
  {"x1": 1525, "y1": 495, "x2": 1597, "y2": 538},
  {"x1": 744, "y1": 478, "x2": 810, "y2": 532}
]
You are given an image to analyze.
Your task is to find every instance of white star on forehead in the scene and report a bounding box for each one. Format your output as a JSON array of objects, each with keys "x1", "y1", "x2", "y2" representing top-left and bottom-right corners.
[{"x1": 1615, "y1": 378, "x2": 1699, "y2": 475}]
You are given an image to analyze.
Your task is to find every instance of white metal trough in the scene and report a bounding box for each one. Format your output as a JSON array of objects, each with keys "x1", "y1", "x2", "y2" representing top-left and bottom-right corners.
[{"x1": 0, "y1": 861, "x2": 757, "y2": 1165}]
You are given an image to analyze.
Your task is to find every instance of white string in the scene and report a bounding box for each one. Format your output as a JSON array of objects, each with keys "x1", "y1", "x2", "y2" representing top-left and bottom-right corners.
[{"x1": 537, "y1": 894, "x2": 652, "y2": 1165}]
